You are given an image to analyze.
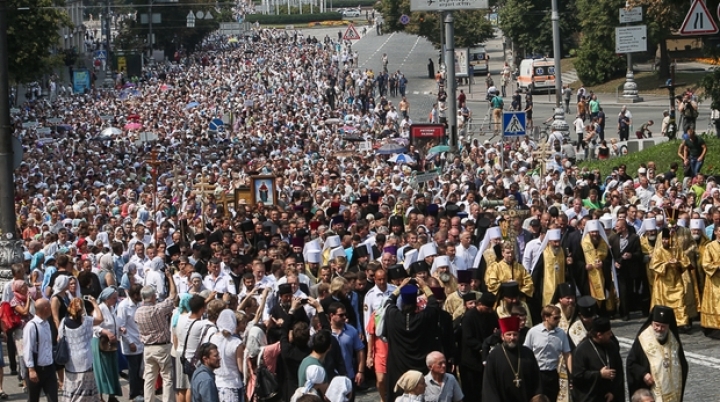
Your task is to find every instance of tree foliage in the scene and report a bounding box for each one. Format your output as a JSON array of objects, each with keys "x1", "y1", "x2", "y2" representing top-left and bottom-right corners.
[
  {"x1": 701, "y1": 68, "x2": 720, "y2": 111},
  {"x1": 374, "y1": 0, "x2": 494, "y2": 48},
  {"x1": 498, "y1": 0, "x2": 578, "y2": 62},
  {"x1": 6, "y1": 0, "x2": 73, "y2": 83},
  {"x1": 115, "y1": 0, "x2": 220, "y2": 55},
  {"x1": 574, "y1": 0, "x2": 625, "y2": 85}
]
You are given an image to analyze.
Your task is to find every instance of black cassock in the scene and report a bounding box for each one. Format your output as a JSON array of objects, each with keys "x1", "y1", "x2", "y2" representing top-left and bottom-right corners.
[
  {"x1": 572, "y1": 338, "x2": 625, "y2": 402},
  {"x1": 382, "y1": 293, "x2": 441, "y2": 401},
  {"x1": 481, "y1": 344, "x2": 541, "y2": 402},
  {"x1": 626, "y1": 331, "x2": 688, "y2": 401}
]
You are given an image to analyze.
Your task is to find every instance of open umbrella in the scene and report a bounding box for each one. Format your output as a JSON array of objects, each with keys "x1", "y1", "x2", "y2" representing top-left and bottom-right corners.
[
  {"x1": 376, "y1": 143, "x2": 407, "y2": 155},
  {"x1": 209, "y1": 118, "x2": 224, "y2": 132},
  {"x1": 389, "y1": 153, "x2": 415, "y2": 164},
  {"x1": 185, "y1": 101, "x2": 200, "y2": 109},
  {"x1": 124, "y1": 122, "x2": 143, "y2": 130},
  {"x1": 428, "y1": 145, "x2": 450, "y2": 154},
  {"x1": 101, "y1": 127, "x2": 122, "y2": 136}
]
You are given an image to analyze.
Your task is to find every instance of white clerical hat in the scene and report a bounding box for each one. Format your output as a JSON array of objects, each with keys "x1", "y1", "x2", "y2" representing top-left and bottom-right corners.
[
  {"x1": 690, "y1": 219, "x2": 705, "y2": 230},
  {"x1": 547, "y1": 229, "x2": 561, "y2": 241},
  {"x1": 487, "y1": 226, "x2": 502, "y2": 239},
  {"x1": 600, "y1": 214, "x2": 613, "y2": 230},
  {"x1": 418, "y1": 243, "x2": 438, "y2": 260},
  {"x1": 586, "y1": 220, "x2": 601, "y2": 232},
  {"x1": 307, "y1": 250, "x2": 321, "y2": 264},
  {"x1": 324, "y1": 235, "x2": 341, "y2": 249},
  {"x1": 643, "y1": 218, "x2": 657, "y2": 231}
]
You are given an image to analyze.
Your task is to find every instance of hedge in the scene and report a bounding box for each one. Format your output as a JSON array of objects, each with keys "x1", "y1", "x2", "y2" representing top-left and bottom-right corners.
[{"x1": 244, "y1": 12, "x2": 342, "y2": 24}]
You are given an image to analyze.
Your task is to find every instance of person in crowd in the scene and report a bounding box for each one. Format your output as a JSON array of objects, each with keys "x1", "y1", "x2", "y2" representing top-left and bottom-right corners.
[
  {"x1": 175, "y1": 295, "x2": 208, "y2": 402},
  {"x1": 60, "y1": 297, "x2": 104, "y2": 402},
  {"x1": 24, "y1": 299, "x2": 58, "y2": 402},
  {"x1": 191, "y1": 343, "x2": 221, "y2": 402},
  {"x1": 572, "y1": 317, "x2": 625, "y2": 402},
  {"x1": 523, "y1": 305, "x2": 572, "y2": 402},
  {"x1": 116, "y1": 284, "x2": 145, "y2": 401},
  {"x1": 393, "y1": 370, "x2": 426, "y2": 402},
  {"x1": 423, "y1": 351, "x2": 463, "y2": 402},
  {"x1": 209, "y1": 309, "x2": 245, "y2": 402},
  {"x1": 92, "y1": 286, "x2": 122, "y2": 402}
]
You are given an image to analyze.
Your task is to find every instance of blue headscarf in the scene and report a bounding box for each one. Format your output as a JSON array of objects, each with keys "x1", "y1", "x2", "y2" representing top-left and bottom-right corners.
[
  {"x1": 30, "y1": 252, "x2": 44, "y2": 271},
  {"x1": 172, "y1": 293, "x2": 193, "y2": 328},
  {"x1": 98, "y1": 286, "x2": 118, "y2": 303}
]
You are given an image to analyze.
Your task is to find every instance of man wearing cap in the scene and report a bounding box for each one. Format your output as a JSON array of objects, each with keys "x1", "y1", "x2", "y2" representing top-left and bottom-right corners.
[
  {"x1": 579, "y1": 220, "x2": 611, "y2": 313},
  {"x1": 409, "y1": 243, "x2": 436, "y2": 279},
  {"x1": 485, "y1": 242, "x2": 534, "y2": 299},
  {"x1": 482, "y1": 316, "x2": 542, "y2": 402},
  {"x1": 530, "y1": 228, "x2": 568, "y2": 323},
  {"x1": 650, "y1": 228, "x2": 693, "y2": 332},
  {"x1": 443, "y1": 270, "x2": 477, "y2": 320},
  {"x1": 609, "y1": 219, "x2": 646, "y2": 321},
  {"x1": 572, "y1": 317, "x2": 625, "y2": 402},
  {"x1": 568, "y1": 296, "x2": 598, "y2": 347},
  {"x1": 383, "y1": 277, "x2": 440, "y2": 401},
  {"x1": 459, "y1": 291, "x2": 498, "y2": 401},
  {"x1": 626, "y1": 305, "x2": 688, "y2": 402}
]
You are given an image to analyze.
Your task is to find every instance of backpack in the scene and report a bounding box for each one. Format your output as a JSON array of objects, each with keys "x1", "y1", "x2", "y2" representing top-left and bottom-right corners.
[
  {"x1": 684, "y1": 102, "x2": 699, "y2": 119},
  {"x1": 0, "y1": 301, "x2": 22, "y2": 332},
  {"x1": 254, "y1": 359, "x2": 280, "y2": 401},
  {"x1": 373, "y1": 296, "x2": 390, "y2": 342}
]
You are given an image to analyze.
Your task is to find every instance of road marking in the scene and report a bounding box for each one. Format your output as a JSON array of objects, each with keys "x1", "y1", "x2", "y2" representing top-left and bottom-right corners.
[
  {"x1": 617, "y1": 336, "x2": 720, "y2": 370},
  {"x1": 423, "y1": 91, "x2": 429, "y2": 95},
  {"x1": 400, "y1": 36, "x2": 422, "y2": 67},
  {"x1": 360, "y1": 32, "x2": 396, "y2": 68},
  {"x1": 413, "y1": 91, "x2": 419, "y2": 94}
]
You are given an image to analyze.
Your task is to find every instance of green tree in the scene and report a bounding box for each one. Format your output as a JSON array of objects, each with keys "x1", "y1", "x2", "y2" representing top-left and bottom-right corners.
[
  {"x1": 6, "y1": 0, "x2": 73, "y2": 83},
  {"x1": 115, "y1": 0, "x2": 220, "y2": 55},
  {"x1": 702, "y1": 68, "x2": 720, "y2": 110},
  {"x1": 498, "y1": 0, "x2": 578, "y2": 63},
  {"x1": 574, "y1": 0, "x2": 625, "y2": 85},
  {"x1": 374, "y1": 0, "x2": 494, "y2": 48}
]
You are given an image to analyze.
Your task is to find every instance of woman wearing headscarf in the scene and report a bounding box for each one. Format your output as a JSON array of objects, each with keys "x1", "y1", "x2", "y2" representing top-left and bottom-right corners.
[
  {"x1": 51, "y1": 275, "x2": 73, "y2": 390},
  {"x1": 394, "y1": 370, "x2": 426, "y2": 402},
  {"x1": 325, "y1": 376, "x2": 353, "y2": 402},
  {"x1": 60, "y1": 297, "x2": 104, "y2": 402},
  {"x1": 290, "y1": 365, "x2": 327, "y2": 402},
  {"x1": 97, "y1": 254, "x2": 117, "y2": 289},
  {"x1": 92, "y1": 286, "x2": 122, "y2": 402},
  {"x1": 188, "y1": 272, "x2": 204, "y2": 295},
  {"x1": 209, "y1": 310, "x2": 245, "y2": 402},
  {"x1": 120, "y1": 262, "x2": 138, "y2": 290},
  {"x1": 11, "y1": 279, "x2": 41, "y2": 390}
]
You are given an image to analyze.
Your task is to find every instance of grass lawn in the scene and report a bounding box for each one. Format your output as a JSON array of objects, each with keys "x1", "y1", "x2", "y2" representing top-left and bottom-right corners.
[
  {"x1": 559, "y1": 58, "x2": 705, "y2": 95},
  {"x1": 578, "y1": 134, "x2": 720, "y2": 180}
]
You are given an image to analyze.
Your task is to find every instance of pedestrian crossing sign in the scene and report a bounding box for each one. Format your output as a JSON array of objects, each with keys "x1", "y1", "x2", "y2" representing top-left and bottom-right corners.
[
  {"x1": 503, "y1": 111, "x2": 526, "y2": 137},
  {"x1": 343, "y1": 24, "x2": 361, "y2": 40}
]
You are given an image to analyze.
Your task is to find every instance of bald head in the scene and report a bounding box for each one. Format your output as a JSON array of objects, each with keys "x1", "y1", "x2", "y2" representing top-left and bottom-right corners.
[{"x1": 35, "y1": 298, "x2": 51, "y2": 319}]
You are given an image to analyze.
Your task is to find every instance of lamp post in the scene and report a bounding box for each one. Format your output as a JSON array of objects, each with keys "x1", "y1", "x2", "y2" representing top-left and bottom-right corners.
[{"x1": 0, "y1": 0, "x2": 24, "y2": 294}]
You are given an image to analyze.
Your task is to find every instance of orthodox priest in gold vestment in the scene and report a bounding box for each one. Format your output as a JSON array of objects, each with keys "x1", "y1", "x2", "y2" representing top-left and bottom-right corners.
[
  {"x1": 701, "y1": 225, "x2": 720, "y2": 339},
  {"x1": 650, "y1": 228, "x2": 693, "y2": 330}
]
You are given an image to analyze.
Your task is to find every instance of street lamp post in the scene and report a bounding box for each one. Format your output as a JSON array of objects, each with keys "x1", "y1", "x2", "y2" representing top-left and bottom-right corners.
[{"x1": 0, "y1": 0, "x2": 24, "y2": 293}]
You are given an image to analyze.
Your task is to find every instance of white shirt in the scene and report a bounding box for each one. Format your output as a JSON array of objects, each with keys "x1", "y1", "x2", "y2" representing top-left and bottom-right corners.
[
  {"x1": 363, "y1": 284, "x2": 396, "y2": 338},
  {"x1": 523, "y1": 237, "x2": 543, "y2": 273},
  {"x1": 173, "y1": 273, "x2": 192, "y2": 295},
  {"x1": 203, "y1": 271, "x2": 237, "y2": 294},
  {"x1": 454, "y1": 244, "x2": 478, "y2": 271},
  {"x1": 116, "y1": 297, "x2": 144, "y2": 355},
  {"x1": 24, "y1": 316, "x2": 54, "y2": 367},
  {"x1": 210, "y1": 332, "x2": 244, "y2": 389},
  {"x1": 144, "y1": 269, "x2": 167, "y2": 300}
]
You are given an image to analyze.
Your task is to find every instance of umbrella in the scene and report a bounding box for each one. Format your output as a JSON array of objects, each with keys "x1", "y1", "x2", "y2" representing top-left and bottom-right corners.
[
  {"x1": 428, "y1": 145, "x2": 450, "y2": 154},
  {"x1": 123, "y1": 82, "x2": 136, "y2": 88},
  {"x1": 389, "y1": 154, "x2": 415, "y2": 164},
  {"x1": 57, "y1": 124, "x2": 72, "y2": 133},
  {"x1": 124, "y1": 122, "x2": 142, "y2": 130},
  {"x1": 376, "y1": 143, "x2": 407, "y2": 155},
  {"x1": 185, "y1": 101, "x2": 200, "y2": 109},
  {"x1": 118, "y1": 89, "x2": 140, "y2": 100},
  {"x1": 101, "y1": 127, "x2": 122, "y2": 136},
  {"x1": 209, "y1": 118, "x2": 224, "y2": 132}
]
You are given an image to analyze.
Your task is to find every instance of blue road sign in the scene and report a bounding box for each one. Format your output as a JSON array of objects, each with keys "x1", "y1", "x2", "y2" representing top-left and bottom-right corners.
[
  {"x1": 399, "y1": 14, "x2": 410, "y2": 24},
  {"x1": 503, "y1": 111, "x2": 526, "y2": 137},
  {"x1": 94, "y1": 50, "x2": 107, "y2": 60}
]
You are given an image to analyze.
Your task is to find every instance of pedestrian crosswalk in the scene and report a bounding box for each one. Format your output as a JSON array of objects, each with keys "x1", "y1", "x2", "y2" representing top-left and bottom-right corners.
[{"x1": 562, "y1": 69, "x2": 579, "y2": 86}]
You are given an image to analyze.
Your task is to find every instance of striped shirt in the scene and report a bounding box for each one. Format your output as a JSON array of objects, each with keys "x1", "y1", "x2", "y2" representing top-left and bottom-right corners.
[{"x1": 136, "y1": 298, "x2": 174, "y2": 344}]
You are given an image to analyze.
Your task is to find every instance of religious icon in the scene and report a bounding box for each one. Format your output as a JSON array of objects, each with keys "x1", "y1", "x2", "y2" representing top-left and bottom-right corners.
[{"x1": 251, "y1": 176, "x2": 276, "y2": 206}]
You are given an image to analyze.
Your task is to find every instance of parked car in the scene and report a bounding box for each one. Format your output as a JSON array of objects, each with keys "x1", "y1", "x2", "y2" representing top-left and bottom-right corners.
[{"x1": 342, "y1": 8, "x2": 361, "y2": 17}]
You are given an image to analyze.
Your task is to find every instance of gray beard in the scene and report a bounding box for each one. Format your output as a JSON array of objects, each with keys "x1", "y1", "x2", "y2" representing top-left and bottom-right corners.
[
  {"x1": 561, "y1": 305, "x2": 575, "y2": 320},
  {"x1": 655, "y1": 331, "x2": 668, "y2": 342}
]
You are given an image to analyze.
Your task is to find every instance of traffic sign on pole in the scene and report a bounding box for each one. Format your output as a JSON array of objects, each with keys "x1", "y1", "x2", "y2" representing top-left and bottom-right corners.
[
  {"x1": 680, "y1": 0, "x2": 718, "y2": 35},
  {"x1": 503, "y1": 111, "x2": 526, "y2": 137},
  {"x1": 619, "y1": 7, "x2": 642, "y2": 23},
  {"x1": 615, "y1": 25, "x2": 647, "y2": 53},
  {"x1": 343, "y1": 24, "x2": 361, "y2": 40}
]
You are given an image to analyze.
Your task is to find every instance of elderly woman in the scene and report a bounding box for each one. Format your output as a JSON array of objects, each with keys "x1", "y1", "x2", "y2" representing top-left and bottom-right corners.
[
  {"x1": 51, "y1": 275, "x2": 74, "y2": 389},
  {"x1": 92, "y1": 286, "x2": 122, "y2": 402},
  {"x1": 120, "y1": 262, "x2": 139, "y2": 290},
  {"x1": 188, "y1": 272, "x2": 204, "y2": 295},
  {"x1": 290, "y1": 365, "x2": 327, "y2": 402},
  {"x1": 209, "y1": 310, "x2": 245, "y2": 402},
  {"x1": 61, "y1": 297, "x2": 104, "y2": 402},
  {"x1": 394, "y1": 370, "x2": 426, "y2": 402},
  {"x1": 11, "y1": 279, "x2": 42, "y2": 388}
]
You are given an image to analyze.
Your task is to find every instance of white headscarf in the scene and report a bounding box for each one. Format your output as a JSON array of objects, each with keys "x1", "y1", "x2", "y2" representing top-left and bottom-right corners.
[
  {"x1": 217, "y1": 309, "x2": 237, "y2": 335},
  {"x1": 325, "y1": 376, "x2": 353, "y2": 402},
  {"x1": 52, "y1": 275, "x2": 70, "y2": 297}
]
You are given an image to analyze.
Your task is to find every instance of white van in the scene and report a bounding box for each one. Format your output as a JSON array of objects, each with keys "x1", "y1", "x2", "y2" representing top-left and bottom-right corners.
[{"x1": 517, "y1": 58, "x2": 556, "y2": 93}]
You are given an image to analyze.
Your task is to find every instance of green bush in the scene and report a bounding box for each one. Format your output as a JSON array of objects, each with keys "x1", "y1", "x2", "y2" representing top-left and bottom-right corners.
[
  {"x1": 244, "y1": 12, "x2": 342, "y2": 24},
  {"x1": 578, "y1": 134, "x2": 720, "y2": 181}
]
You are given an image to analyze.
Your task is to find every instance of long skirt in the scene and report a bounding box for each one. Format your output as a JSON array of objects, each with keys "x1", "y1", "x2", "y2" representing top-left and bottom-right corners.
[
  {"x1": 91, "y1": 338, "x2": 122, "y2": 396},
  {"x1": 62, "y1": 370, "x2": 101, "y2": 402}
]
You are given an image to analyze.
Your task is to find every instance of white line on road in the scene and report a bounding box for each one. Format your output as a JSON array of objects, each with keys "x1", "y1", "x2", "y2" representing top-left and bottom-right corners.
[
  {"x1": 360, "y1": 33, "x2": 396, "y2": 68},
  {"x1": 617, "y1": 336, "x2": 720, "y2": 370},
  {"x1": 400, "y1": 36, "x2": 422, "y2": 68}
]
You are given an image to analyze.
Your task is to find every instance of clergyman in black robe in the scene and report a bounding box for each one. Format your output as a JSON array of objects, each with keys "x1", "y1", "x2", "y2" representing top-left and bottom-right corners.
[
  {"x1": 626, "y1": 305, "x2": 688, "y2": 401},
  {"x1": 482, "y1": 315, "x2": 542, "y2": 402},
  {"x1": 572, "y1": 317, "x2": 625, "y2": 402},
  {"x1": 382, "y1": 279, "x2": 440, "y2": 402}
]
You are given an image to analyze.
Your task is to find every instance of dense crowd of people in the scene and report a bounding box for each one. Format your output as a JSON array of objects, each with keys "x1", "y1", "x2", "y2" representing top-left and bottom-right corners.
[{"x1": 3, "y1": 13, "x2": 720, "y2": 402}]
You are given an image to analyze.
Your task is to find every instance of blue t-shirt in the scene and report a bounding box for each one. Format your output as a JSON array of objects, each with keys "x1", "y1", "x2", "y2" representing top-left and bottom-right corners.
[{"x1": 331, "y1": 324, "x2": 364, "y2": 377}]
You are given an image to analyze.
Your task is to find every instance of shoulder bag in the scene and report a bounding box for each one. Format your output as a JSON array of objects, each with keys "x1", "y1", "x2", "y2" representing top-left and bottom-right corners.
[
  {"x1": 180, "y1": 319, "x2": 199, "y2": 378},
  {"x1": 53, "y1": 319, "x2": 71, "y2": 365}
]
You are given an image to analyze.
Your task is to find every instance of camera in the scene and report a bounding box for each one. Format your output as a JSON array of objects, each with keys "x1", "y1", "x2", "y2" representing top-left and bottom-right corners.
[{"x1": 301, "y1": 298, "x2": 309, "y2": 305}]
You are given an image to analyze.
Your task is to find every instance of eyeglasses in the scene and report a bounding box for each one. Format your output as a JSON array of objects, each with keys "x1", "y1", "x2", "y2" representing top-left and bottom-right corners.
[
  {"x1": 552, "y1": 315, "x2": 562, "y2": 320},
  {"x1": 335, "y1": 313, "x2": 346, "y2": 317}
]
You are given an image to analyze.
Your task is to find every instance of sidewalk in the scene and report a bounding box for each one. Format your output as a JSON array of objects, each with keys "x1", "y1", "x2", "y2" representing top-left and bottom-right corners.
[{"x1": 460, "y1": 87, "x2": 673, "y2": 107}]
